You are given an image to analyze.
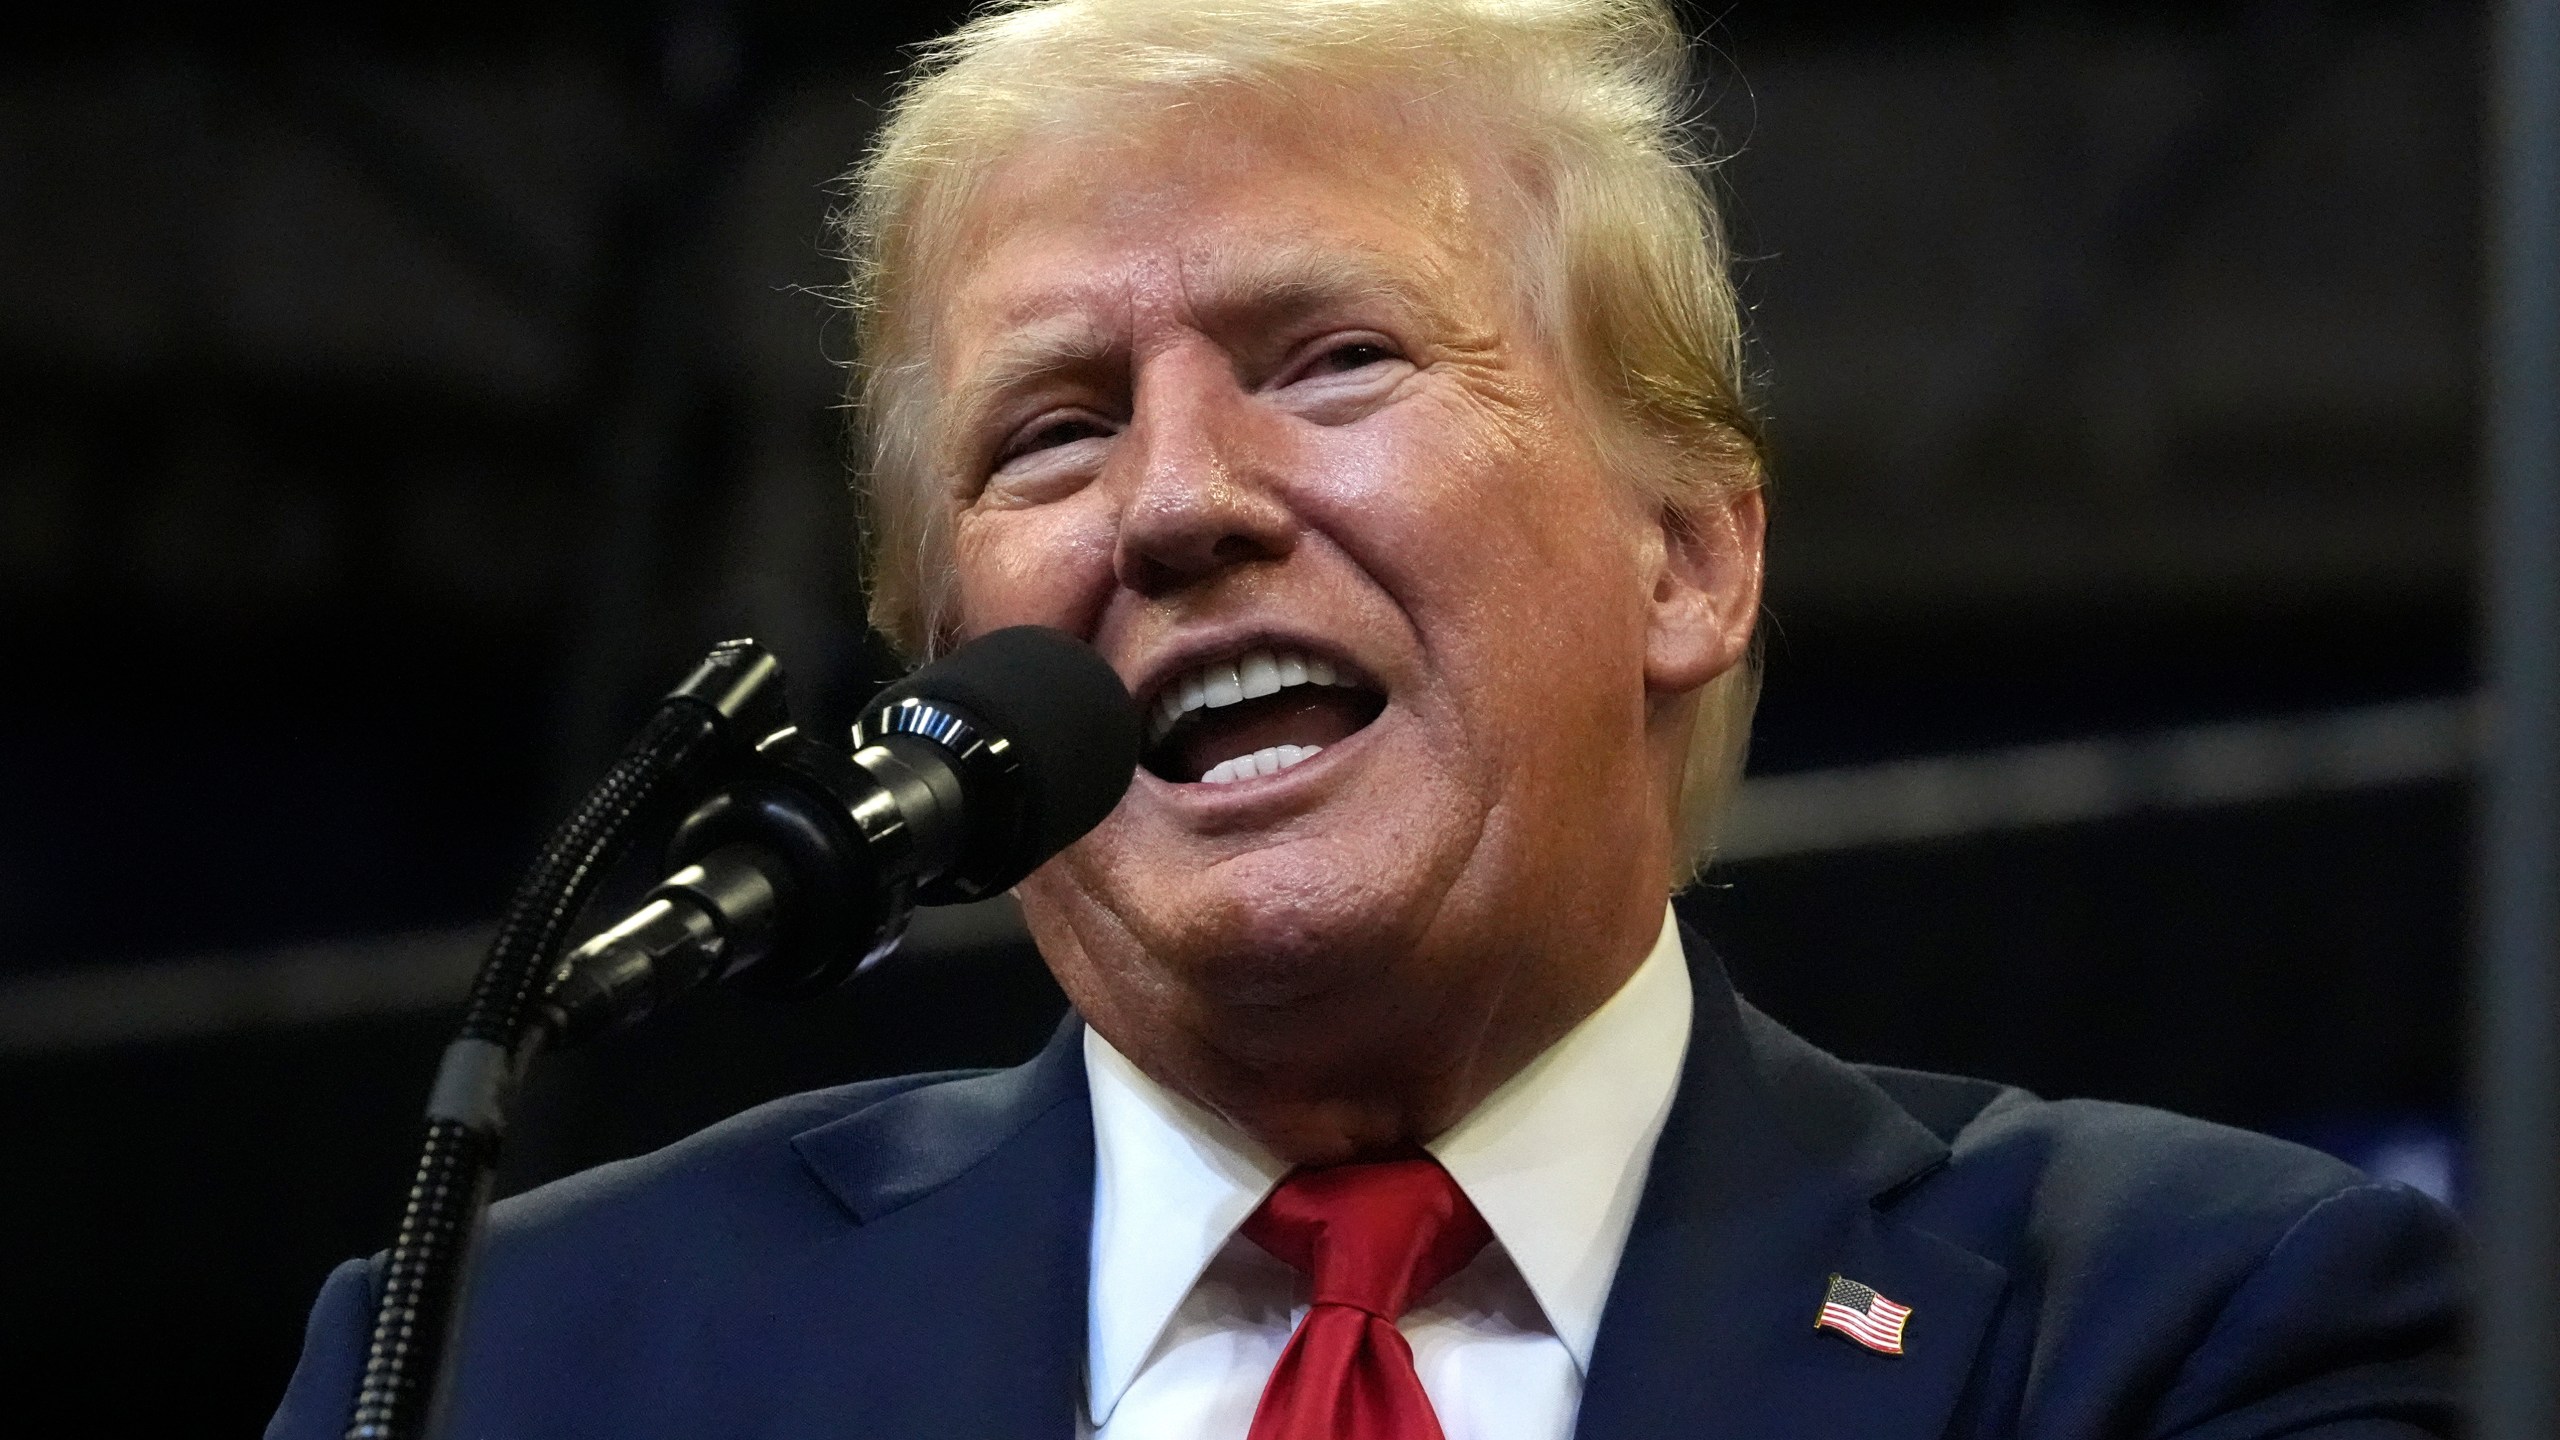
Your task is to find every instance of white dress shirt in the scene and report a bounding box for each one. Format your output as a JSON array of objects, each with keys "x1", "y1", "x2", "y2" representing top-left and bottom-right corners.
[{"x1": 1080, "y1": 905, "x2": 1695, "y2": 1440}]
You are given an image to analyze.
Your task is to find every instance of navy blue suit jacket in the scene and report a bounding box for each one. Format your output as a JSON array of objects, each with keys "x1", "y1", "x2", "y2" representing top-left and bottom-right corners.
[{"x1": 271, "y1": 932, "x2": 2460, "y2": 1438}]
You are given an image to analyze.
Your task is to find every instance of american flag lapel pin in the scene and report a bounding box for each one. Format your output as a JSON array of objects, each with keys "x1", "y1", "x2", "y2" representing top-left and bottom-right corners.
[{"x1": 1815, "y1": 1274, "x2": 1912, "y2": 1355}]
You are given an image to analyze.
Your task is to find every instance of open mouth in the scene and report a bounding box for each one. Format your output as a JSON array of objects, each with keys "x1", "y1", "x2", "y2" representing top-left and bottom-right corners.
[{"x1": 1141, "y1": 645, "x2": 1388, "y2": 785}]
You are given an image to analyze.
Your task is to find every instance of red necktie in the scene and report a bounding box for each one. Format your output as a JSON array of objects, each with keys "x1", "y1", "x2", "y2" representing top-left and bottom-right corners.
[{"x1": 1241, "y1": 1157, "x2": 1495, "y2": 1440}]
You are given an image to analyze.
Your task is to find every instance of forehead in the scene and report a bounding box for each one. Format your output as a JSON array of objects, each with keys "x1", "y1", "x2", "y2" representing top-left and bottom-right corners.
[{"x1": 928, "y1": 96, "x2": 1511, "y2": 363}]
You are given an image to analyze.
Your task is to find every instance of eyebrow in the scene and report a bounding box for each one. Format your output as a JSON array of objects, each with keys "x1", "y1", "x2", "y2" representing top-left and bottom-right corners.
[
  {"x1": 1190, "y1": 242, "x2": 1469, "y2": 339},
  {"x1": 938, "y1": 318, "x2": 1123, "y2": 449},
  {"x1": 937, "y1": 241, "x2": 1470, "y2": 442}
]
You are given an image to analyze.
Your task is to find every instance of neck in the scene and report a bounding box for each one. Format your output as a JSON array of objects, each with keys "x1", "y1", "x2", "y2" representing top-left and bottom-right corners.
[{"x1": 1086, "y1": 897, "x2": 1665, "y2": 1168}]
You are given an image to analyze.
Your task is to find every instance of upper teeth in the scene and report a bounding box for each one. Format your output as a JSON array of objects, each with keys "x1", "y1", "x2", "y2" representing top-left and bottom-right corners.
[{"x1": 1149, "y1": 646, "x2": 1350, "y2": 745}]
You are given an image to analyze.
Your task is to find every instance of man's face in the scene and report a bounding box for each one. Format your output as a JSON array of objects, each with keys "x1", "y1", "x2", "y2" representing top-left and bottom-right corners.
[{"x1": 925, "y1": 96, "x2": 1753, "y2": 1066}]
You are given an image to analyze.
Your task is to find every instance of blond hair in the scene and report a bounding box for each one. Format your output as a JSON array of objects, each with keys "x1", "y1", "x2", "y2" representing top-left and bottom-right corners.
[{"x1": 838, "y1": 0, "x2": 1766, "y2": 877}]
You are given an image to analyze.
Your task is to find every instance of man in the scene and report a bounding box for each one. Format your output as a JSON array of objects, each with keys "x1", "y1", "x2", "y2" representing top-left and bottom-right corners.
[{"x1": 270, "y1": 1, "x2": 2459, "y2": 1436}]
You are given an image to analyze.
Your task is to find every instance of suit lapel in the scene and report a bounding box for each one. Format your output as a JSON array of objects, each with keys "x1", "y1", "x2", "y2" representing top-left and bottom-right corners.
[
  {"x1": 1574, "y1": 928, "x2": 2008, "y2": 1440},
  {"x1": 786, "y1": 1018, "x2": 1093, "y2": 1439},
  {"x1": 765, "y1": 934, "x2": 2007, "y2": 1440}
]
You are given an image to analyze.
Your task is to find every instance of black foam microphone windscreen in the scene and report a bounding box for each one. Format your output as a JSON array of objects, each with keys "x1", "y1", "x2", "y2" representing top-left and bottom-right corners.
[{"x1": 874, "y1": 625, "x2": 1141, "y2": 894}]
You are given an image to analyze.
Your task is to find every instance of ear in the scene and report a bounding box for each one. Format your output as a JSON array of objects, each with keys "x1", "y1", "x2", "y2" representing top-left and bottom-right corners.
[{"x1": 1643, "y1": 485, "x2": 1765, "y2": 696}]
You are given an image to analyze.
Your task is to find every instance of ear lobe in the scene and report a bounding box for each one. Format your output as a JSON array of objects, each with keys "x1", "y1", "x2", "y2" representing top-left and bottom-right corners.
[{"x1": 1644, "y1": 486, "x2": 1765, "y2": 696}]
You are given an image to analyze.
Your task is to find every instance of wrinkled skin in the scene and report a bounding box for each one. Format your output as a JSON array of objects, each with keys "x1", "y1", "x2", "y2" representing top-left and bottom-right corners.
[{"x1": 924, "y1": 93, "x2": 1764, "y2": 1163}]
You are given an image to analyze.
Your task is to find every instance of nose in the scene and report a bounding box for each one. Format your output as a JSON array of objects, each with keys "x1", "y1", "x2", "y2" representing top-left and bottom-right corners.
[{"x1": 1110, "y1": 345, "x2": 1297, "y2": 595}]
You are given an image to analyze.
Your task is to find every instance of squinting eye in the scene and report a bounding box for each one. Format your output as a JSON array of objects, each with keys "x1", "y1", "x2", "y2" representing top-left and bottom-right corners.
[
  {"x1": 1312, "y1": 342, "x2": 1394, "y2": 374},
  {"x1": 1001, "y1": 415, "x2": 1108, "y2": 464}
]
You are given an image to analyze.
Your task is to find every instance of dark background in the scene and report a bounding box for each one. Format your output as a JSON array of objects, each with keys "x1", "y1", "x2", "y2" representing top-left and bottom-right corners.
[{"x1": 0, "y1": 0, "x2": 2482, "y2": 1430}]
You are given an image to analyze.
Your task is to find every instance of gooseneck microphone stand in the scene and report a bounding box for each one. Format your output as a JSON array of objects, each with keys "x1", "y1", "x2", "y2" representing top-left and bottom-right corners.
[
  {"x1": 343, "y1": 641, "x2": 790, "y2": 1440},
  {"x1": 340, "y1": 625, "x2": 1142, "y2": 1440}
]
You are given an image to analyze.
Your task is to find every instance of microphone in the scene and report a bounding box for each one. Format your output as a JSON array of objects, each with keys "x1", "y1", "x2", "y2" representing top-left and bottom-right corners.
[
  {"x1": 537, "y1": 625, "x2": 1138, "y2": 1047},
  {"x1": 343, "y1": 628, "x2": 1133, "y2": 1440}
]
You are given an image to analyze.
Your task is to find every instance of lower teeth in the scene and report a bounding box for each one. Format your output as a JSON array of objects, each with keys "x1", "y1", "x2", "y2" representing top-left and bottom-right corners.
[{"x1": 1200, "y1": 743, "x2": 1323, "y2": 785}]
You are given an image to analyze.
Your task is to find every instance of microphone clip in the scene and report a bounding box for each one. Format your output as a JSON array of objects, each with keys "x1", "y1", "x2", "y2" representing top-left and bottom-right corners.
[{"x1": 535, "y1": 656, "x2": 1036, "y2": 1049}]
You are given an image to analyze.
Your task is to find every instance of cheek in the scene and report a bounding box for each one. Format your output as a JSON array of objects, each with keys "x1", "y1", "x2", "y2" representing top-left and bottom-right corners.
[
  {"x1": 1289, "y1": 400, "x2": 1507, "y2": 582},
  {"x1": 950, "y1": 502, "x2": 1118, "y2": 635},
  {"x1": 1294, "y1": 399, "x2": 1636, "y2": 668}
]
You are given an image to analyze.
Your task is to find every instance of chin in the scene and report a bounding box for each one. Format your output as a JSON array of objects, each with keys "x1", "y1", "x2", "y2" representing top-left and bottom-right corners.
[{"x1": 1036, "y1": 827, "x2": 1455, "y2": 1011}]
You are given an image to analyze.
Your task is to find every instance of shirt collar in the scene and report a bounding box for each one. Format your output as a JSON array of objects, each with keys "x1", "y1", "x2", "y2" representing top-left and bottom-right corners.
[
  {"x1": 1081, "y1": 904, "x2": 1694, "y2": 1423},
  {"x1": 1424, "y1": 904, "x2": 1693, "y2": 1370},
  {"x1": 1083, "y1": 1023, "x2": 1288, "y2": 1426}
]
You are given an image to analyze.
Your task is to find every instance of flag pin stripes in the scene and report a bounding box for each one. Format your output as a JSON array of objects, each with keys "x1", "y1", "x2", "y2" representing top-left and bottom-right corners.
[{"x1": 1815, "y1": 1274, "x2": 1912, "y2": 1355}]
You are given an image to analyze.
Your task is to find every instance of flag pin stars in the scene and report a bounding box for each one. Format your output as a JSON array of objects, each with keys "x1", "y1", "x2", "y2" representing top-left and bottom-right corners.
[{"x1": 1815, "y1": 1274, "x2": 1912, "y2": 1355}]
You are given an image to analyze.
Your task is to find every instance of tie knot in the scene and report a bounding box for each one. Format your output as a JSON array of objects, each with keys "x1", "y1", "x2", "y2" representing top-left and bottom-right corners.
[{"x1": 1241, "y1": 1157, "x2": 1493, "y2": 1321}]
